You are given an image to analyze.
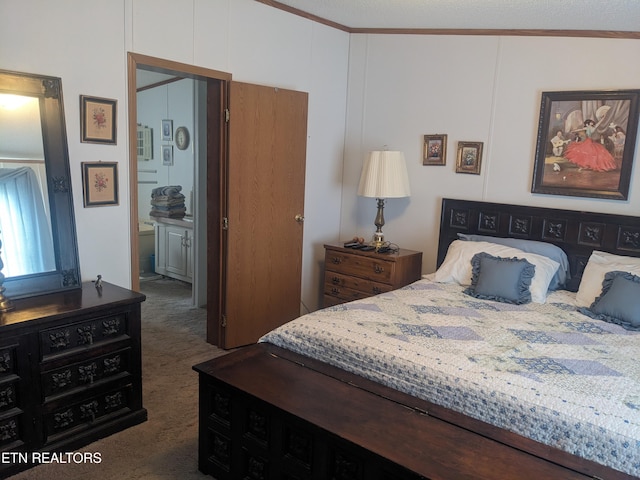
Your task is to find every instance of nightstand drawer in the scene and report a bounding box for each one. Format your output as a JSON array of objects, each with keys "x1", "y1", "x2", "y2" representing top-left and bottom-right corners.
[
  {"x1": 325, "y1": 272, "x2": 392, "y2": 297},
  {"x1": 324, "y1": 251, "x2": 395, "y2": 284},
  {"x1": 323, "y1": 284, "x2": 373, "y2": 303}
]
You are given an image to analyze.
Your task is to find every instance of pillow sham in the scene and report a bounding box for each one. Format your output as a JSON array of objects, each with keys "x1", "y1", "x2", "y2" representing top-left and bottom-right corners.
[
  {"x1": 575, "y1": 251, "x2": 640, "y2": 307},
  {"x1": 457, "y1": 233, "x2": 570, "y2": 290},
  {"x1": 434, "y1": 240, "x2": 559, "y2": 303},
  {"x1": 579, "y1": 271, "x2": 640, "y2": 330},
  {"x1": 464, "y1": 252, "x2": 534, "y2": 304}
]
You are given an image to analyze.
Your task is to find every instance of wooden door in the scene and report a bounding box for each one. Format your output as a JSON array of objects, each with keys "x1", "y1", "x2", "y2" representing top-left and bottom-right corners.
[{"x1": 221, "y1": 81, "x2": 308, "y2": 348}]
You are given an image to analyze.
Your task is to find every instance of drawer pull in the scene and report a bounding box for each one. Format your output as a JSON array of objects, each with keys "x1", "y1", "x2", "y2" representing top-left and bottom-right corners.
[
  {"x1": 374, "y1": 264, "x2": 385, "y2": 274},
  {"x1": 77, "y1": 325, "x2": 95, "y2": 346},
  {"x1": 0, "y1": 420, "x2": 18, "y2": 442},
  {"x1": 80, "y1": 400, "x2": 99, "y2": 422},
  {"x1": 372, "y1": 287, "x2": 382, "y2": 295},
  {"x1": 331, "y1": 287, "x2": 340, "y2": 295},
  {"x1": 331, "y1": 276, "x2": 340, "y2": 285},
  {"x1": 332, "y1": 256, "x2": 342, "y2": 265},
  {"x1": 78, "y1": 363, "x2": 97, "y2": 384}
]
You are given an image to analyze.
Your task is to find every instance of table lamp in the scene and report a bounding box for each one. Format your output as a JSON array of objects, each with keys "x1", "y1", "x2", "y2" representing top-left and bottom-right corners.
[{"x1": 357, "y1": 150, "x2": 410, "y2": 249}]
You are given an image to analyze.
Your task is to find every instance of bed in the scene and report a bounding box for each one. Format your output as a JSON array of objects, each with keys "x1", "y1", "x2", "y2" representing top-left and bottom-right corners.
[{"x1": 194, "y1": 198, "x2": 640, "y2": 480}]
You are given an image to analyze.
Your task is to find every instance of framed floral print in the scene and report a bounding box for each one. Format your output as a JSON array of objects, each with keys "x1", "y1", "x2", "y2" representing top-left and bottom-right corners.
[
  {"x1": 80, "y1": 95, "x2": 117, "y2": 144},
  {"x1": 531, "y1": 89, "x2": 640, "y2": 200},
  {"x1": 456, "y1": 141, "x2": 483, "y2": 174},
  {"x1": 82, "y1": 162, "x2": 119, "y2": 207},
  {"x1": 423, "y1": 134, "x2": 447, "y2": 165}
]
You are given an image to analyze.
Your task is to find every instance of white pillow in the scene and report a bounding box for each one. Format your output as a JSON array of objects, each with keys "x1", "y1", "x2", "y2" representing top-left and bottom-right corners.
[
  {"x1": 576, "y1": 251, "x2": 640, "y2": 307},
  {"x1": 434, "y1": 240, "x2": 560, "y2": 303}
]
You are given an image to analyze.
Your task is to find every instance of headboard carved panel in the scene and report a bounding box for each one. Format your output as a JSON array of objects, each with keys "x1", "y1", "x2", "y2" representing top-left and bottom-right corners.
[{"x1": 438, "y1": 198, "x2": 640, "y2": 291}]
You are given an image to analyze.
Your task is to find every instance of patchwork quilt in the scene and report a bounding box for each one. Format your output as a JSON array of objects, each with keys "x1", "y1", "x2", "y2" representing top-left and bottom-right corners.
[{"x1": 260, "y1": 279, "x2": 640, "y2": 477}]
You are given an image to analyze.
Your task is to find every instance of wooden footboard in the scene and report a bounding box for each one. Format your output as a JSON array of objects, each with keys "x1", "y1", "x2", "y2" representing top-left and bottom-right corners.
[{"x1": 193, "y1": 343, "x2": 630, "y2": 480}]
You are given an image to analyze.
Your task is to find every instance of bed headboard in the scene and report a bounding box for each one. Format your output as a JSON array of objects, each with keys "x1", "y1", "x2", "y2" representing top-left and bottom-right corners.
[{"x1": 438, "y1": 198, "x2": 640, "y2": 291}]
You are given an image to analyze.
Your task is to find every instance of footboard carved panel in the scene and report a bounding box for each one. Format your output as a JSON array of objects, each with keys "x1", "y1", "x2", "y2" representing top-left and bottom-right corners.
[
  {"x1": 197, "y1": 371, "x2": 417, "y2": 480},
  {"x1": 194, "y1": 344, "x2": 601, "y2": 480}
]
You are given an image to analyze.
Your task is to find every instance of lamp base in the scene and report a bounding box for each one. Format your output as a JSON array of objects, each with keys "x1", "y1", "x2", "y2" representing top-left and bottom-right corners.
[
  {"x1": 371, "y1": 233, "x2": 385, "y2": 249},
  {"x1": 370, "y1": 198, "x2": 387, "y2": 249}
]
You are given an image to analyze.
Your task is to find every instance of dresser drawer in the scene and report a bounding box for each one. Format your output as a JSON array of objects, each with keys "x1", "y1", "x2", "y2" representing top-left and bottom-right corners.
[
  {"x1": 40, "y1": 313, "x2": 129, "y2": 361},
  {"x1": 324, "y1": 285, "x2": 383, "y2": 304},
  {"x1": 324, "y1": 251, "x2": 395, "y2": 284},
  {"x1": 44, "y1": 385, "x2": 132, "y2": 444},
  {"x1": 324, "y1": 272, "x2": 392, "y2": 297},
  {"x1": 41, "y1": 348, "x2": 132, "y2": 400}
]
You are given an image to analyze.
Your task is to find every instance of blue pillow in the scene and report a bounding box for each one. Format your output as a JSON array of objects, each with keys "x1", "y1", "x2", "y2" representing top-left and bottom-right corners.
[
  {"x1": 458, "y1": 234, "x2": 570, "y2": 290},
  {"x1": 464, "y1": 252, "x2": 534, "y2": 304},
  {"x1": 579, "y1": 271, "x2": 640, "y2": 330}
]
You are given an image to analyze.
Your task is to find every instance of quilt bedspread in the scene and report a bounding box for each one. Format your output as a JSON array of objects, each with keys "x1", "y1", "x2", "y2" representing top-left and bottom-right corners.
[{"x1": 260, "y1": 279, "x2": 640, "y2": 477}]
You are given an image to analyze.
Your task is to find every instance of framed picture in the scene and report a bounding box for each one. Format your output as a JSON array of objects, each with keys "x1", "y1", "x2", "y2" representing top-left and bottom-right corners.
[
  {"x1": 81, "y1": 162, "x2": 119, "y2": 207},
  {"x1": 80, "y1": 96, "x2": 117, "y2": 145},
  {"x1": 162, "y1": 145, "x2": 173, "y2": 166},
  {"x1": 161, "y1": 119, "x2": 173, "y2": 141},
  {"x1": 456, "y1": 141, "x2": 483, "y2": 174},
  {"x1": 423, "y1": 134, "x2": 447, "y2": 165},
  {"x1": 531, "y1": 90, "x2": 640, "y2": 200}
]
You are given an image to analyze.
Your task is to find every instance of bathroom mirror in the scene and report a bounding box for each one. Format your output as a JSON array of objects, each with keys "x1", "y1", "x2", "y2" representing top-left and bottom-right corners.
[{"x1": 0, "y1": 69, "x2": 80, "y2": 299}]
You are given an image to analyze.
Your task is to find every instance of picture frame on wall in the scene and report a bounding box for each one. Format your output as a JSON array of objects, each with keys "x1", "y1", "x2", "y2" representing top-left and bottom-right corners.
[
  {"x1": 161, "y1": 119, "x2": 173, "y2": 141},
  {"x1": 80, "y1": 95, "x2": 117, "y2": 145},
  {"x1": 162, "y1": 145, "x2": 173, "y2": 166},
  {"x1": 81, "y1": 161, "x2": 119, "y2": 207},
  {"x1": 423, "y1": 134, "x2": 447, "y2": 165},
  {"x1": 455, "y1": 141, "x2": 483, "y2": 174},
  {"x1": 531, "y1": 89, "x2": 640, "y2": 200}
]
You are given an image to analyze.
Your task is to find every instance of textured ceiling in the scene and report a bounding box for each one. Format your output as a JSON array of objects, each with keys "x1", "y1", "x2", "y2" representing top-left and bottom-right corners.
[{"x1": 268, "y1": 0, "x2": 640, "y2": 32}]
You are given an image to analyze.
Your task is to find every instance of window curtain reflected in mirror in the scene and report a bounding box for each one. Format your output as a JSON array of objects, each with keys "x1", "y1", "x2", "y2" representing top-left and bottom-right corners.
[{"x1": 0, "y1": 167, "x2": 55, "y2": 276}]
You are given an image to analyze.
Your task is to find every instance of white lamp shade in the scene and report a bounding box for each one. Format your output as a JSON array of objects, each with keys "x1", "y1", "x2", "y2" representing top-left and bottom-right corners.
[{"x1": 357, "y1": 150, "x2": 411, "y2": 198}]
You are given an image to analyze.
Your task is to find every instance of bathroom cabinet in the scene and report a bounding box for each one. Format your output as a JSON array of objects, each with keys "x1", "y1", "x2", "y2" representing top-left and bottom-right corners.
[{"x1": 154, "y1": 218, "x2": 193, "y2": 283}]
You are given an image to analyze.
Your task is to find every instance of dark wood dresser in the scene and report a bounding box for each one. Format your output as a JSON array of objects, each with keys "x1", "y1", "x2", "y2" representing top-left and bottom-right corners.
[
  {"x1": 323, "y1": 243, "x2": 422, "y2": 307},
  {"x1": 0, "y1": 282, "x2": 146, "y2": 478}
]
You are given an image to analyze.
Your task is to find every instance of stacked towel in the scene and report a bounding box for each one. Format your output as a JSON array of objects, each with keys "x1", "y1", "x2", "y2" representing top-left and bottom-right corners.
[{"x1": 150, "y1": 185, "x2": 186, "y2": 219}]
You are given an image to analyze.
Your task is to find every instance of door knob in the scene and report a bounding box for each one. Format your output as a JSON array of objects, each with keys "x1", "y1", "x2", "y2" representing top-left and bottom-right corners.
[{"x1": 295, "y1": 214, "x2": 305, "y2": 223}]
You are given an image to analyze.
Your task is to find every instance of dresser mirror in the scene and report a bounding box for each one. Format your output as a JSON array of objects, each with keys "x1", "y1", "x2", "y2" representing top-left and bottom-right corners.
[{"x1": 0, "y1": 69, "x2": 80, "y2": 300}]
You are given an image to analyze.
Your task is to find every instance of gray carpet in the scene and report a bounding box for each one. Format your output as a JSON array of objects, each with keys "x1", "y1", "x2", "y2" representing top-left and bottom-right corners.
[{"x1": 9, "y1": 278, "x2": 227, "y2": 480}]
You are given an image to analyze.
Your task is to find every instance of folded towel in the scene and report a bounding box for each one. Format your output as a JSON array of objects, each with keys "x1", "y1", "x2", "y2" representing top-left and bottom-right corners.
[
  {"x1": 151, "y1": 185, "x2": 182, "y2": 198},
  {"x1": 151, "y1": 197, "x2": 185, "y2": 207},
  {"x1": 150, "y1": 204, "x2": 185, "y2": 212},
  {"x1": 150, "y1": 208, "x2": 186, "y2": 218}
]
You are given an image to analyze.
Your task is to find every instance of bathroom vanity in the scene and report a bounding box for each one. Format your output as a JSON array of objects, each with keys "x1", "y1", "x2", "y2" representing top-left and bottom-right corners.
[{"x1": 154, "y1": 217, "x2": 194, "y2": 283}]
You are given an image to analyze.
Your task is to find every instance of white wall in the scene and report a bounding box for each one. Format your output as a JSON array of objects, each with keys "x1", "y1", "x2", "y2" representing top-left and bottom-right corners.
[
  {"x1": 343, "y1": 34, "x2": 640, "y2": 275},
  {"x1": 3, "y1": 0, "x2": 639, "y2": 313},
  {"x1": 0, "y1": 0, "x2": 350, "y2": 312}
]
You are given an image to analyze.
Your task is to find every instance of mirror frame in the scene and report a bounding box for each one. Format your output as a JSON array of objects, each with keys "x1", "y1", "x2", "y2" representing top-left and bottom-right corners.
[{"x1": 0, "y1": 69, "x2": 80, "y2": 299}]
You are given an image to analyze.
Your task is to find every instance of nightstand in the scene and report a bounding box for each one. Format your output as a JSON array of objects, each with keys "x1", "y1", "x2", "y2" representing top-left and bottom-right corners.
[{"x1": 323, "y1": 243, "x2": 423, "y2": 307}]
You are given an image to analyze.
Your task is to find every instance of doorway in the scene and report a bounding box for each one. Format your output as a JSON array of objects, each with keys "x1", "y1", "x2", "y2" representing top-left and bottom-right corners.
[
  {"x1": 127, "y1": 53, "x2": 230, "y2": 343},
  {"x1": 136, "y1": 75, "x2": 203, "y2": 302},
  {"x1": 128, "y1": 53, "x2": 308, "y2": 349}
]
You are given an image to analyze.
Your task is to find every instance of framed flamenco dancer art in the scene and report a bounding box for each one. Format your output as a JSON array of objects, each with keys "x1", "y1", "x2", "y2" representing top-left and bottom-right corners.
[{"x1": 531, "y1": 89, "x2": 640, "y2": 200}]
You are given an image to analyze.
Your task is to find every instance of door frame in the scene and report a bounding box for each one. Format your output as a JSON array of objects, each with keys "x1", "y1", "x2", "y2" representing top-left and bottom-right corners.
[{"x1": 127, "y1": 53, "x2": 231, "y2": 344}]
